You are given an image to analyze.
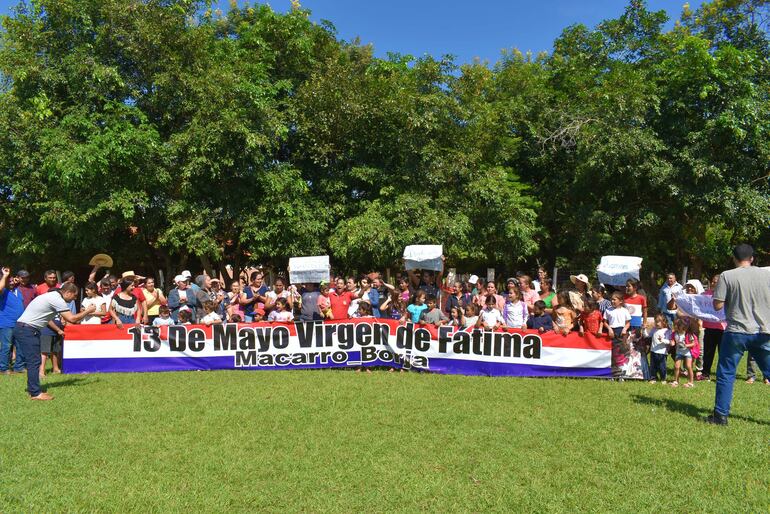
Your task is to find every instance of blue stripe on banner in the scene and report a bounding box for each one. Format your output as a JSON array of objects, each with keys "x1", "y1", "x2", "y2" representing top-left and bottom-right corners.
[{"x1": 63, "y1": 355, "x2": 611, "y2": 377}]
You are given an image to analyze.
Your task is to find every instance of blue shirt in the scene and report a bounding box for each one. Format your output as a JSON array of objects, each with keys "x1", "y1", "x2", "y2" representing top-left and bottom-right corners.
[
  {"x1": 658, "y1": 282, "x2": 683, "y2": 314},
  {"x1": 0, "y1": 288, "x2": 25, "y2": 328},
  {"x1": 407, "y1": 304, "x2": 428, "y2": 323},
  {"x1": 369, "y1": 288, "x2": 381, "y2": 318},
  {"x1": 527, "y1": 314, "x2": 553, "y2": 332},
  {"x1": 243, "y1": 284, "x2": 268, "y2": 317}
]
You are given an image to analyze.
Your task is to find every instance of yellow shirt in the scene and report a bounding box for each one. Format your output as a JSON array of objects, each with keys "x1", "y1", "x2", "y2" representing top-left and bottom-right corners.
[{"x1": 143, "y1": 288, "x2": 163, "y2": 316}]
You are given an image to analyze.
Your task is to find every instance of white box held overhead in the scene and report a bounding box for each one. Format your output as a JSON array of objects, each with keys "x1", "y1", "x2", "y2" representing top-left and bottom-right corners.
[
  {"x1": 288, "y1": 255, "x2": 331, "y2": 284},
  {"x1": 596, "y1": 255, "x2": 642, "y2": 287},
  {"x1": 403, "y1": 245, "x2": 443, "y2": 272}
]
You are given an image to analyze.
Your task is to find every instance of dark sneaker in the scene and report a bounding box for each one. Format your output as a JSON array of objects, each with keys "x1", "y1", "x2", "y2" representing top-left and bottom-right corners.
[{"x1": 703, "y1": 412, "x2": 728, "y2": 426}]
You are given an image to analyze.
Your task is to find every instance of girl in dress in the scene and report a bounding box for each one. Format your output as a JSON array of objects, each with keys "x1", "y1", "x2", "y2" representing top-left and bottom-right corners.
[
  {"x1": 267, "y1": 298, "x2": 294, "y2": 322},
  {"x1": 448, "y1": 306, "x2": 464, "y2": 328},
  {"x1": 463, "y1": 304, "x2": 479, "y2": 329},
  {"x1": 552, "y1": 291, "x2": 577, "y2": 336},
  {"x1": 81, "y1": 281, "x2": 108, "y2": 325},
  {"x1": 670, "y1": 317, "x2": 697, "y2": 388},
  {"x1": 502, "y1": 289, "x2": 528, "y2": 329}
]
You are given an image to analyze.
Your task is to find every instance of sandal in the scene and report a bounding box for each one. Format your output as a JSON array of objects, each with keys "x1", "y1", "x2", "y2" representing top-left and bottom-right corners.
[
  {"x1": 746, "y1": 377, "x2": 755, "y2": 384},
  {"x1": 683, "y1": 382, "x2": 694, "y2": 388},
  {"x1": 670, "y1": 381, "x2": 679, "y2": 387}
]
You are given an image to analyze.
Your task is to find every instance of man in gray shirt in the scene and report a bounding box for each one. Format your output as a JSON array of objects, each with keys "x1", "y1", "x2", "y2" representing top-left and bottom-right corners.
[
  {"x1": 705, "y1": 244, "x2": 770, "y2": 425},
  {"x1": 13, "y1": 282, "x2": 95, "y2": 400}
]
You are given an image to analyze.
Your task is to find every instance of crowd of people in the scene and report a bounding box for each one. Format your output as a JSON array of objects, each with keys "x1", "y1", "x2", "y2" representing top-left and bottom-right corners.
[{"x1": 1, "y1": 245, "x2": 768, "y2": 420}]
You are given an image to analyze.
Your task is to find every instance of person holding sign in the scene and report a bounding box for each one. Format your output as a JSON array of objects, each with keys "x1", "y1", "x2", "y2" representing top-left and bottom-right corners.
[
  {"x1": 701, "y1": 274, "x2": 725, "y2": 381},
  {"x1": 705, "y1": 244, "x2": 770, "y2": 425}
]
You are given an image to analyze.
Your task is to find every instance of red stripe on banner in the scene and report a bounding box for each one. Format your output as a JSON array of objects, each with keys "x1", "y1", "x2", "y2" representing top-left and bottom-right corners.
[{"x1": 64, "y1": 319, "x2": 611, "y2": 351}]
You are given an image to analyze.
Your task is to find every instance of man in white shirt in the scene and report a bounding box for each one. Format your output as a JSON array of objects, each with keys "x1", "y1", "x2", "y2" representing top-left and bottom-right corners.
[{"x1": 657, "y1": 273, "x2": 683, "y2": 327}]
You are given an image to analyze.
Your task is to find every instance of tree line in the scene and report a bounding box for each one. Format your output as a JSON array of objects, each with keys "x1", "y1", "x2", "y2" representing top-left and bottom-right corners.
[{"x1": 0, "y1": 0, "x2": 768, "y2": 285}]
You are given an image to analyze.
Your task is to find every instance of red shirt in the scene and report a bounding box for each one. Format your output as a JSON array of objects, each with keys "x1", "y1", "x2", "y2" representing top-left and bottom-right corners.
[
  {"x1": 623, "y1": 294, "x2": 647, "y2": 327},
  {"x1": 18, "y1": 284, "x2": 37, "y2": 307},
  {"x1": 329, "y1": 291, "x2": 354, "y2": 320},
  {"x1": 35, "y1": 283, "x2": 60, "y2": 296},
  {"x1": 581, "y1": 310, "x2": 603, "y2": 334}
]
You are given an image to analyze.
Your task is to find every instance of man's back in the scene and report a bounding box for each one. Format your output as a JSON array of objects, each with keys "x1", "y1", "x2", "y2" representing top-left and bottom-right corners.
[{"x1": 714, "y1": 266, "x2": 770, "y2": 334}]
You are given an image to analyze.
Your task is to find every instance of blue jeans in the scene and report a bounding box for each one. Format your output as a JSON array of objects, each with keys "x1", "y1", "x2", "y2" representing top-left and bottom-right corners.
[
  {"x1": 649, "y1": 352, "x2": 667, "y2": 381},
  {"x1": 0, "y1": 327, "x2": 12, "y2": 371},
  {"x1": 714, "y1": 332, "x2": 770, "y2": 416},
  {"x1": 0, "y1": 326, "x2": 24, "y2": 372},
  {"x1": 12, "y1": 323, "x2": 43, "y2": 397}
]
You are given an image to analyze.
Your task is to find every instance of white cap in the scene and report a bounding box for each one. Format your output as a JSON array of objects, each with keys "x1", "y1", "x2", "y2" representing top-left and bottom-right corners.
[
  {"x1": 685, "y1": 279, "x2": 704, "y2": 294},
  {"x1": 174, "y1": 275, "x2": 187, "y2": 283},
  {"x1": 181, "y1": 270, "x2": 192, "y2": 279},
  {"x1": 468, "y1": 274, "x2": 479, "y2": 285}
]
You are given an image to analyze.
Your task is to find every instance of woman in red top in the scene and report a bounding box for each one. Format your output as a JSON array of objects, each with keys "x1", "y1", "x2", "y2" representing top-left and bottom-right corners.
[{"x1": 329, "y1": 277, "x2": 361, "y2": 320}]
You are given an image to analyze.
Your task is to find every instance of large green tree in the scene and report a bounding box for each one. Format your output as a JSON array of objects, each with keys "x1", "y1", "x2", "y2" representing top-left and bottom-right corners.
[{"x1": 0, "y1": 0, "x2": 767, "y2": 283}]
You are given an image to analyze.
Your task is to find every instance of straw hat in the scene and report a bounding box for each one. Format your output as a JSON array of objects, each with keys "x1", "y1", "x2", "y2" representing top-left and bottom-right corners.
[
  {"x1": 89, "y1": 253, "x2": 113, "y2": 268},
  {"x1": 570, "y1": 274, "x2": 591, "y2": 288}
]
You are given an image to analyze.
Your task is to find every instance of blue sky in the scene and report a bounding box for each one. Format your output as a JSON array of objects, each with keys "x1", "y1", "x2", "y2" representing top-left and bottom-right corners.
[{"x1": 1, "y1": 0, "x2": 702, "y2": 64}]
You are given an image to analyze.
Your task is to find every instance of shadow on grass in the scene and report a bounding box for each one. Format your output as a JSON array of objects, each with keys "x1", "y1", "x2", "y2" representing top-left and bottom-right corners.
[
  {"x1": 44, "y1": 376, "x2": 99, "y2": 390},
  {"x1": 631, "y1": 395, "x2": 770, "y2": 426}
]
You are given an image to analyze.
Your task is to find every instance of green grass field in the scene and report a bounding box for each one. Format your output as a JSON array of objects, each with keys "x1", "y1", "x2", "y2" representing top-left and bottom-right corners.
[{"x1": 1, "y1": 362, "x2": 768, "y2": 513}]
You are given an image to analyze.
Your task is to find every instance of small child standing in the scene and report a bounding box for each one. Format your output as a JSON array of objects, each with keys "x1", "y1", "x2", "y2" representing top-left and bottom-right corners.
[
  {"x1": 591, "y1": 285, "x2": 611, "y2": 315},
  {"x1": 404, "y1": 291, "x2": 428, "y2": 324},
  {"x1": 670, "y1": 317, "x2": 697, "y2": 388},
  {"x1": 579, "y1": 299, "x2": 603, "y2": 337},
  {"x1": 552, "y1": 291, "x2": 577, "y2": 336},
  {"x1": 502, "y1": 289, "x2": 528, "y2": 329},
  {"x1": 526, "y1": 300, "x2": 553, "y2": 332},
  {"x1": 389, "y1": 296, "x2": 405, "y2": 321},
  {"x1": 463, "y1": 304, "x2": 479, "y2": 329},
  {"x1": 419, "y1": 295, "x2": 448, "y2": 327},
  {"x1": 448, "y1": 306, "x2": 464, "y2": 328},
  {"x1": 648, "y1": 314, "x2": 670, "y2": 383},
  {"x1": 177, "y1": 310, "x2": 192, "y2": 325},
  {"x1": 317, "y1": 283, "x2": 333, "y2": 319},
  {"x1": 604, "y1": 292, "x2": 633, "y2": 380},
  {"x1": 81, "y1": 281, "x2": 108, "y2": 325},
  {"x1": 602, "y1": 292, "x2": 631, "y2": 340},
  {"x1": 200, "y1": 300, "x2": 223, "y2": 326},
  {"x1": 357, "y1": 302, "x2": 374, "y2": 318},
  {"x1": 268, "y1": 298, "x2": 294, "y2": 322},
  {"x1": 477, "y1": 295, "x2": 504, "y2": 331},
  {"x1": 152, "y1": 306, "x2": 175, "y2": 327}
]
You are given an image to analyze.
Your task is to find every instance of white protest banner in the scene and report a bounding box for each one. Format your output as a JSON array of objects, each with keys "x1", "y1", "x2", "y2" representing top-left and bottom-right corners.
[
  {"x1": 673, "y1": 294, "x2": 726, "y2": 323},
  {"x1": 597, "y1": 255, "x2": 642, "y2": 286},
  {"x1": 404, "y1": 245, "x2": 443, "y2": 272},
  {"x1": 288, "y1": 255, "x2": 330, "y2": 284}
]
